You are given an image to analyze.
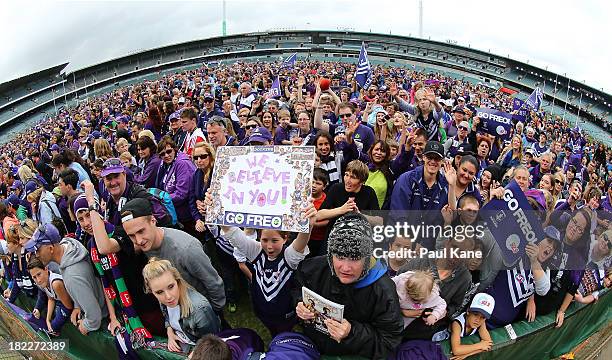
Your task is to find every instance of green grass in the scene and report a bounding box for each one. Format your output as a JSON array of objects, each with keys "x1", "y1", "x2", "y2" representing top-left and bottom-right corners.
[{"x1": 223, "y1": 293, "x2": 272, "y2": 345}]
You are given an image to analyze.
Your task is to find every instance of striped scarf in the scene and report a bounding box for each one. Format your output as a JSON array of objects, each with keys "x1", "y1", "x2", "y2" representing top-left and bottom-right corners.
[{"x1": 87, "y1": 222, "x2": 152, "y2": 348}]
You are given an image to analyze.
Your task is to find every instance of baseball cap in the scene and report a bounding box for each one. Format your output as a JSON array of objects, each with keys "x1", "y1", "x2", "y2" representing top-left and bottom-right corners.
[
  {"x1": 456, "y1": 143, "x2": 474, "y2": 156},
  {"x1": 457, "y1": 96, "x2": 466, "y2": 102},
  {"x1": 458, "y1": 121, "x2": 470, "y2": 130},
  {"x1": 543, "y1": 225, "x2": 561, "y2": 244},
  {"x1": 168, "y1": 111, "x2": 181, "y2": 122},
  {"x1": 100, "y1": 158, "x2": 126, "y2": 177},
  {"x1": 91, "y1": 131, "x2": 102, "y2": 139},
  {"x1": 120, "y1": 198, "x2": 153, "y2": 223},
  {"x1": 24, "y1": 224, "x2": 62, "y2": 253},
  {"x1": 525, "y1": 189, "x2": 547, "y2": 210},
  {"x1": 203, "y1": 93, "x2": 214, "y2": 100},
  {"x1": 24, "y1": 181, "x2": 40, "y2": 198},
  {"x1": 468, "y1": 293, "x2": 495, "y2": 319},
  {"x1": 423, "y1": 141, "x2": 444, "y2": 159},
  {"x1": 6, "y1": 194, "x2": 20, "y2": 208},
  {"x1": 525, "y1": 148, "x2": 535, "y2": 156},
  {"x1": 50, "y1": 144, "x2": 60, "y2": 151},
  {"x1": 452, "y1": 106, "x2": 466, "y2": 114},
  {"x1": 247, "y1": 127, "x2": 273, "y2": 144},
  {"x1": 178, "y1": 96, "x2": 186, "y2": 104},
  {"x1": 9, "y1": 180, "x2": 22, "y2": 191}
]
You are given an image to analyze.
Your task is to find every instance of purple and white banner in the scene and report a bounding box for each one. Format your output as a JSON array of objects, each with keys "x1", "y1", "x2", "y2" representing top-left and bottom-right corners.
[
  {"x1": 476, "y1": 107, "x2": 513, "y2": 139},
  {"x1": 481, "y1": 180, "x2": 545, "y2": 266}
]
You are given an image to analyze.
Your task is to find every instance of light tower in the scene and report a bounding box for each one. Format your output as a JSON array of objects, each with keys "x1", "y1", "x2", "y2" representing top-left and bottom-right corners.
[
  {"x1": 222, "y1": 0, "x2": 227, "y2": 36},
  {"x1": 419, "y1": 0, "x2": 423, "y2": 38}
]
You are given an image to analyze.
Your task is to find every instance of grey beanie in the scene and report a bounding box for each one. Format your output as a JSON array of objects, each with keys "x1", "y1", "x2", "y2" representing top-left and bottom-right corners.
[{"x1": 327, "y1": 212, "x2": 374, "y2": 281}]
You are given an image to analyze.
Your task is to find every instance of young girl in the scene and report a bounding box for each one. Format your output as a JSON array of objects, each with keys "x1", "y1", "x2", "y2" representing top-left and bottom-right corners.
[
  {"x1": 143, "y1": 258, "x2": 220, "y2": 353},
  {"x1": 3, "y1": 220, "x2": 38, "y2": 304},
  {"x1": 392, "y1": 270, "x2": 447, "y2": 338},
  {"x1": 432, "y1": 293, "x2": 494, "y2": 359},
  {"x1": 27, "y1": 257, "x2": 73, "y2": 336},
  {"x1": 218, "y1": 201, "x2": 317, "y2": 337}
]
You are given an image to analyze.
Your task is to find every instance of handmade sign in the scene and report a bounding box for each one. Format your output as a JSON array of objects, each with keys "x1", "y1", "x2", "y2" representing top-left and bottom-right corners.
[
  {"x1": 206, "y1": 146, "x2": 315, "y2": 233},
  {"x1": 481, "y1": 180, "x2": 545, "y2": 266}
]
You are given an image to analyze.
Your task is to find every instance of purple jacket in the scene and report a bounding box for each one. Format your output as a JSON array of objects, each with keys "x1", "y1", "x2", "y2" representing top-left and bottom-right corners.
[
  {"x1": 134, "y1": 154, "x2": 161, "y2": 189},
  {"x1": 157, "y1": 152, "x2": 196, "y2": 221}
]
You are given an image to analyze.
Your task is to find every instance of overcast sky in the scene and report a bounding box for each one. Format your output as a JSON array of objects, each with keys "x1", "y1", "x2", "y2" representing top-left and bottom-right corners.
[{"x1": 1, "y1": 0, "x2": 610, "y2": 93}]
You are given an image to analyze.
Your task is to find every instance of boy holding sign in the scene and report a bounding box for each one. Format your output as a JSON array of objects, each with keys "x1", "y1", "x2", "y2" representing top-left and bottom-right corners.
[{"x1": 206, "y1": 190, "x2": 318, "y2": 337}]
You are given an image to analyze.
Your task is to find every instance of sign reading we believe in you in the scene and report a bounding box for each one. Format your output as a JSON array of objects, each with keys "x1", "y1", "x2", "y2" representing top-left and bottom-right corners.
[{"x1": 206, "y1": 146, "x2": 315, "y2": 233}]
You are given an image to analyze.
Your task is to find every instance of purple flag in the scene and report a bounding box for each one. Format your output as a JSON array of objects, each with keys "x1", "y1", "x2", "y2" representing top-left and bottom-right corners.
[
  {"x1": 512, "y1": 98, "x2": 528, "y2": 122},
  {"x1": 268, "y1": 76, "x2": 282, "y2": 98}
]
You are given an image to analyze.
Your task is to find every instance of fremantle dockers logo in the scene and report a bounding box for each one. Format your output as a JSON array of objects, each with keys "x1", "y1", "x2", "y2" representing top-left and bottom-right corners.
[{"x1": 356, "y1": 58, "x2": 370, "y2": 74}]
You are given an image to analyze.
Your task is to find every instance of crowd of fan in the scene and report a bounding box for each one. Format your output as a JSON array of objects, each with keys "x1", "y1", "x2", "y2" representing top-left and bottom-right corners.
[{"x1": 0, "y1": 58, "x2": 610, "y2": 360}]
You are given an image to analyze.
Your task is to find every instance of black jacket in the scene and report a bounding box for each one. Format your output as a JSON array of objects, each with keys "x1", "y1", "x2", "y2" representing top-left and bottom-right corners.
[{"x1": 295, "y1": 256, "x2": 403, "y2": 360}]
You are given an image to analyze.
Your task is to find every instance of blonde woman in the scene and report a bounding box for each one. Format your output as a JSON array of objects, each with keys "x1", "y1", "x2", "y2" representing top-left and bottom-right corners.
[
  {"x1": 3, "y1": 222, "x2": 38, "y2": 304},
  {"x1": 115, "y1": 138, "x2": 131, "y2": 157},
  {"x1": 142, "y1": 258, "x2": 220, "y2": 353},
  {"x1": 498, "y1": 135, "x2": 523, "y2": 169},
  {"x1": 189, "y1": 142, "x2": 216, "y2": 233},
  {"x1": 25, "y1": 184, "x2": 62, "y2": 231},
  {"x1": 93, "y1": 138, "x2": 113, "y2": 161},
  {"x1": 17, "y1": 165, "x2": 48, "y2": 190}
]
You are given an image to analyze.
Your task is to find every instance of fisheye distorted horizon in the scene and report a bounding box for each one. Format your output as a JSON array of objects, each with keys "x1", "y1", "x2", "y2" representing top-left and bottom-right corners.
[{"x1": 0, "y1": 0, "x2": 610, "y2": 93}]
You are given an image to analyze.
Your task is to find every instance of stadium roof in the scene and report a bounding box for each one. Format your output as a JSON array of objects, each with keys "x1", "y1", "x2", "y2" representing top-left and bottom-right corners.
[{"x1": 0, "y1": 63, "x2": 68, "y2": 94}]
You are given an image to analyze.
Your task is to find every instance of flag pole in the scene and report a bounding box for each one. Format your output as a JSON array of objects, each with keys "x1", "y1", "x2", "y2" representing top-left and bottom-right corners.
[
  {"x1": 576, "y1": 91, "x2": 582, "y2": 127},
  {"x1": 551, "y1": 73, "x2": 558, "y2": 116},
  {"x1": 562, "y1": 79, "x2": 571, "y2": 122}
]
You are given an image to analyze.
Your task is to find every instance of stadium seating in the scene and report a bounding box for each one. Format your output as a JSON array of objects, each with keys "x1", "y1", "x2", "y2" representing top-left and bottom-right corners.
[{"x1": 0, "y1": 31, "x2": 609, "y2": 134}]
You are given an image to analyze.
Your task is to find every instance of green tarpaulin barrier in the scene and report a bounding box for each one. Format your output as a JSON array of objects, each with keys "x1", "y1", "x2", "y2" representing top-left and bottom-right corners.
[{"x1": 1, "y1": 290, "x2": 610, "y2": 359}]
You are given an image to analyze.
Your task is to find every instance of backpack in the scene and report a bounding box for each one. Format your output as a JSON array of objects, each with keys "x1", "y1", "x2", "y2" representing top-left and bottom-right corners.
[
  {"x1": 40, "y1": 199, "x2": 67, "y2": 237},
  {"x1": 146, "y1": 188, "x2": 178, "y2": 226}
]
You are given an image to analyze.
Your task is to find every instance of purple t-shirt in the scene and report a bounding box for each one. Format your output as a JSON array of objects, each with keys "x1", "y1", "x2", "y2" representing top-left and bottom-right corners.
[{"x1": 329, "y1": 123, "x2": 374, "y2": 153}]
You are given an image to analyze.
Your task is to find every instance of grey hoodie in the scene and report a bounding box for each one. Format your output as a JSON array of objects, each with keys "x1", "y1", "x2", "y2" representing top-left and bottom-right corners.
[{"x1": 59, "y1": 237, "x2": 108, "y2": 332}]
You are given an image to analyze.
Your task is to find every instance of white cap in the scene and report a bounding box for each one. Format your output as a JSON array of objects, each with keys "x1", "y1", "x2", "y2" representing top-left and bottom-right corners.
[
  {"x1": 178, "y1": 96, "x2": 186, "y2": 104},
  {"x1": 469, "y1": 293, "x2": 495, "y2": 319}
]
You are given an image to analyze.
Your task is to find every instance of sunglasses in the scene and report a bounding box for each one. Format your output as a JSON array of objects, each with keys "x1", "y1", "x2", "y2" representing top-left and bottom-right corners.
[
  {"x1": 459, "y1": 126, "x2": 468, "y2": 131},
  {"x1": 159, "y1": 149, "x2": 174, "y2": 156},
  {"x1": 193, "y1": 154, "x2": 209, "y2": 160},
  {"x1": 204, "y1": 99, "x2": 214, "y2": 103},
  {"x1": 337, "y1": 113, "x2": 352, "y2": 119},
  {"x1": 245, "y1": 124, "x2": 258, "y2": 130}
]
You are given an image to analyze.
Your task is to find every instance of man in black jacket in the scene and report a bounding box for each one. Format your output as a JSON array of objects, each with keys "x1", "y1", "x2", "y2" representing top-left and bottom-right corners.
[{"x1": 295, "y1": 213, "x2": 403, "y2": 359}]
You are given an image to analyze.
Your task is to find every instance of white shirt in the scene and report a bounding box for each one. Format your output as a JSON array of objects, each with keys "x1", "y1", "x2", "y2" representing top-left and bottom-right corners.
[{"x1": 167, "y1": 305, "x2": 195, "y2": 345}]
